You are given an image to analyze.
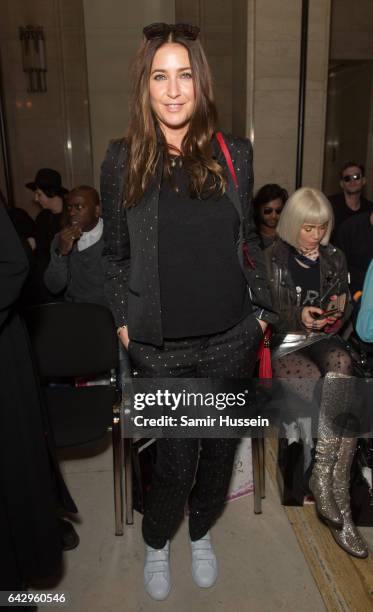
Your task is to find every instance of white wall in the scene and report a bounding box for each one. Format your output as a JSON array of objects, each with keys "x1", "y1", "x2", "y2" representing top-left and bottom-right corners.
[{"x1": 83, "y1": 0, "x2": 175, "y2": 188}]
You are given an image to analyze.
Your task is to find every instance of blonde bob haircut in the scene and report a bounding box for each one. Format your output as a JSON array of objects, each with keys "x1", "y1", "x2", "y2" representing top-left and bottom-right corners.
[{"x1": 276, "y1": 187, "x2": 334, "y2": 248}]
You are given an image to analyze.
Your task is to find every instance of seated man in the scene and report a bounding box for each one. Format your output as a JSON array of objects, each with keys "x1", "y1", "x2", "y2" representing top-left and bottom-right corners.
[
  {"x1": 253, "y1": 183, "x2": 288, "y2": 249},
  {"x1": 328, "y1": 161, "x2": 373, "y2": 241},
  {"x1": 26, "y1": 168, "x2": 68, "y2": 256},
  {"x1": 25, "y1": 167, "x2": 68, "y2": 303},
  {"x1": 44, "y1": 186, "x2": 107, "y2": 306}
]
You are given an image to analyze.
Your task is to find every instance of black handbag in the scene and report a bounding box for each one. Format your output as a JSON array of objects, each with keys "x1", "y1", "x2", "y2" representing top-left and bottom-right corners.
[
  {"x1": 276, "y1": 432, "x2": 315, "y2": 506},
  {"x1": 276, "y1": 433, "x2": 307, "y2": 506},
  {"x1": 351, "y1": 439, "x2": 373, "y2": 526}
]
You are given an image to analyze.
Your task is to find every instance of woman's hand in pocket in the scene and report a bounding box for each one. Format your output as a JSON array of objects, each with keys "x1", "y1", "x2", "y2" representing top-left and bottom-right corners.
[
  {"x1": 118, "y1": 325, "x2": 130, "y2": 350},
  {"x1": 256, "y1": 319, "x2": 268, "y2": 335}
]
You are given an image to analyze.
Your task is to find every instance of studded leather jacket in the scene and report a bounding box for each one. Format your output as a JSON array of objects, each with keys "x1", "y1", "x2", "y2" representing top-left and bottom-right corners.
[{"x1": 263, "y1": 238, "x2": 351, "y2": 338}]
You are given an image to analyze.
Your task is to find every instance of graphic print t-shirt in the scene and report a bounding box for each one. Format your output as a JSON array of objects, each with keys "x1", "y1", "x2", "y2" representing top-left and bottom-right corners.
[{"x1": 288, "y1": 256, "x2": 320, "y2": 307}]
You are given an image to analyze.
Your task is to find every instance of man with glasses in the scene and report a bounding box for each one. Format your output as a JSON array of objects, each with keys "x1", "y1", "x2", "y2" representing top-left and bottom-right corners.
[
  {"x1": 328, "y1": 162, "x2": 373, "y2": 241},
  {"x1": 330, "y1": 163, "x2": 373, "y2": 293},
  {"x1": 253, "y1": 183, "x2": 288, "y2": 249}
]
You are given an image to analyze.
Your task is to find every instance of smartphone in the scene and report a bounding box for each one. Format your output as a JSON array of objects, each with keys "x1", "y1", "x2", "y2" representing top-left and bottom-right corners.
[{"x1": 311, "y1": 308, "x2": 339, "y2": 320}]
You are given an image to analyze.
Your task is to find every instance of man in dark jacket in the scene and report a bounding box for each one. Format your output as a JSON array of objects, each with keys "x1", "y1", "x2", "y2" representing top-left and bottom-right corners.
[
  {"x1": 25, "y1": 168, "x2": 69, "y2": 304},
  {"x1": 336, "y1": 210, "x2": 373, "y2": 295},
  {"x1": 328, "y1": 161, "x2": 373, "y2": 241}
]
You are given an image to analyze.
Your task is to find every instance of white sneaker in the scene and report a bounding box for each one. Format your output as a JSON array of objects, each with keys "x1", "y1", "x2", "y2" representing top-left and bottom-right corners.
[
  {"x1": 144, "y1": 541, "x2": 171, "y2": 600},
  {"x1": 190, "y1": 531, "x2": 218, "y2": 588}
]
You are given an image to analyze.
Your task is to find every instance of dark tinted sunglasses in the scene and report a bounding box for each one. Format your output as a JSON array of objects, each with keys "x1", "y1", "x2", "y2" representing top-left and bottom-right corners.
[
  {"x1": 342, "y1": 173, "x2": 362, "y2": 183},
  {"x1": 143, "y1": 22, "x2": 200, "y2": 41},
  {"x1": 263, "y1": 207, "x2": 283, "y2": 215}
]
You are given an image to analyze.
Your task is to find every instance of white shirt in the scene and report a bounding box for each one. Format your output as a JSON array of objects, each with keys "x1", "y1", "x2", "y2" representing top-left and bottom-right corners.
[{"x1": 77, "y1": 217, "x2": 103, "y2": 252}]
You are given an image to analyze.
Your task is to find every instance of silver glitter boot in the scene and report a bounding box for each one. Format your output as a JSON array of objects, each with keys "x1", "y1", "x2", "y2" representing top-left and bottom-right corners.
[
  {"x1": 330, "y1": 437, "x2": 369, "y2": 558},
  {"x1": 309, "y1": 372, "x2": 346, "y2": 528}
]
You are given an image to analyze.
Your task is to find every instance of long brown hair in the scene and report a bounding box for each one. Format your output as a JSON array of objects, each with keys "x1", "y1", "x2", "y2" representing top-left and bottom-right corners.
[{"x1": 124, "y1": 31, "x2": 226, "y2": 207}]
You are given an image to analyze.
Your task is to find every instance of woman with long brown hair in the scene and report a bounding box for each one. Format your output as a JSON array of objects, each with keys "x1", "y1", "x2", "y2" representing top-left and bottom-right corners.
[{"x1": 101, "y1": 22, "x2": 276, "y2": 600}]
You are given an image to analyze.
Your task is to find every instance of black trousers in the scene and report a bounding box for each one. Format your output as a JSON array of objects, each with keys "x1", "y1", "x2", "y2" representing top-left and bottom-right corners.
[{"x1": 128, "y1": 312, "x2": 263, "y2": 549}]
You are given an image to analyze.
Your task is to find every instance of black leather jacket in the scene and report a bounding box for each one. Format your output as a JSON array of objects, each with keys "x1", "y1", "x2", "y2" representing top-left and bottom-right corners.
[
  {"x1": 100, "y1": 133, "x2": 278, "y2": 346},
  {"x1": 264, "y1": 238, "x2": 351, "y2": 335}
]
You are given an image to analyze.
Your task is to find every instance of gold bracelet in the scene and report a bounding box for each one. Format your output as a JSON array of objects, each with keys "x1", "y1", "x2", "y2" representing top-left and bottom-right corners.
[{"x1": 116, "y1": 324, "x2": 127, "y2": 337}]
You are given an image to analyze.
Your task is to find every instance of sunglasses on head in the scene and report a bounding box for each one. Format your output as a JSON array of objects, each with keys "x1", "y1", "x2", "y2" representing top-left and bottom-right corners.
[
  {"x1": 143, "y1": 22, "x2": 200, "y2": 41},
  {"x1": 263, "y1": 207, "x2": 282, "y2": 215},
  {"x1": 342, "y1": 173, "x2": 362, "y2": 183}
]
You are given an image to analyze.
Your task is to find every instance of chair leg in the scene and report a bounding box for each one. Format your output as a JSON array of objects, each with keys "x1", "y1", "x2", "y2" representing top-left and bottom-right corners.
[
  {"x1": 112, "y1": 402, "x2": 124, "y2": 535},
  {"x1": 252, "y1": 438, "x2": 262, "y2": 514},
  {"x1": 123, "y1": 438, "x2": 134, "y2": 525},
  {"x1": 259, "y1": 435, "x2": 266, "y2": 499}
]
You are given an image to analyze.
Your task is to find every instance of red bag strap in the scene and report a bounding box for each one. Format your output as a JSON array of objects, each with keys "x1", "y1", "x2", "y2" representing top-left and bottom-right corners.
[
  {"x1": 216, "y1": 132, "x2": 238, "y2": 190},
  {"x1": 217, "y1": 131, "x2": 256, "y2": 270}
]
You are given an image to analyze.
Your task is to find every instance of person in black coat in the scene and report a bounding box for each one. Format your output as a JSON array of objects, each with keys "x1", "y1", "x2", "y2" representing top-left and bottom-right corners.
[
  {"x1": 0, "y1": 203, "x2": 77, "y2": 590},
  {"x1": 24, "y1": 168, "x2": 69, "y2": 304}
]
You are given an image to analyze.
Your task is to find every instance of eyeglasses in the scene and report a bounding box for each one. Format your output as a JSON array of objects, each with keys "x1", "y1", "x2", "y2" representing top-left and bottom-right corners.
[
  {"x1": 342, "y1": 173, "x2": 362, "y2": 183},
  {"x1": 143, "y1": 22, "x2": 200, "y2": 41},
  {"x1": 263, "y1": 207, "x2": 283, "y2": 215}
]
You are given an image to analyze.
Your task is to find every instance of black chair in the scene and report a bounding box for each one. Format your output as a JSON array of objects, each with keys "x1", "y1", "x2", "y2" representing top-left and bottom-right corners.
[{"x1": 24, "y1": 302, "x2": 124, "y2": 535}]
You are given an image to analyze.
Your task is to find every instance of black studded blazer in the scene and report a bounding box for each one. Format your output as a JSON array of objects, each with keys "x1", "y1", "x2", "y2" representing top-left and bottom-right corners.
[{"x1": 100, "y1": 133, "x2": 278, "y2": 347}]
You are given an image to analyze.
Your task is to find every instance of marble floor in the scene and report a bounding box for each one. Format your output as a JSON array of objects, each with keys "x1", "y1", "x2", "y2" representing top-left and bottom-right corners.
[{"x1": 38, "y1": 436, "x2": 372, "y2": 612}]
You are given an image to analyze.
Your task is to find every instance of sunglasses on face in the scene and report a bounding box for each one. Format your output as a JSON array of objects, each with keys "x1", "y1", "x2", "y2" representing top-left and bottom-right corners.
[
  {"x1": 143, "y1": 22, "x2": 200, "y2": 41},
  {"x1": 342, "y1": 173, "x2": 362, "y2": 183},
  {"x1": 263, "y1": 207, "x2": 283, "y2": 215}
]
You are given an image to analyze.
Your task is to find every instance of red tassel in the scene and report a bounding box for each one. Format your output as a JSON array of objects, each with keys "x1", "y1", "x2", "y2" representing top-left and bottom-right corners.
[{"x1": 257, "y1": 327, "x2": 272, "y2": 380}]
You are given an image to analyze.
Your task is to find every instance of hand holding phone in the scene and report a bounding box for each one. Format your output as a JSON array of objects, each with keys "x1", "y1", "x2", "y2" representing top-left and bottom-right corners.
[
  {"x1": 312, "y1": 293, "x2": 347, "y2": 321},
  {"x1": 311, "y1": 307, "x2": 340, "y2": 320}
]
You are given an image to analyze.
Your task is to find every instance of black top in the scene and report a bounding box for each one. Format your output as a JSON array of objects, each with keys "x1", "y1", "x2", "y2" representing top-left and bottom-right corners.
[
  {"x1": 336, "y1": 210, "x2": 373, "y2": 294},
  {"x1": 288, "y1": 255, "x2": 321, "y2": 307},
  {"x1": 8, "y1": 207, "x2": 36, "y2": 240},
  {"x1": 158, "y1": 163, "x2": 251, "y2": 338},
  {"x1": 23, "y1": 208, "x2": 66, "y2": 305},
  {"x1": 328, "y1": 193, "x2": 373, "y2": 240},
  {"x1": 35, "y1": 209, "x2": 63, "y2": 258}
]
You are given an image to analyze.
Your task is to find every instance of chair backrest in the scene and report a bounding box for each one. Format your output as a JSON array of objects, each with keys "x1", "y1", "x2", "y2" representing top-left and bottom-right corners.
[
  {"x1": 24, "y1": 302, "x2": 120, "y2": 448},
  {"x1": 24, "y1": 302, "x2": 118, "y2": 378}
]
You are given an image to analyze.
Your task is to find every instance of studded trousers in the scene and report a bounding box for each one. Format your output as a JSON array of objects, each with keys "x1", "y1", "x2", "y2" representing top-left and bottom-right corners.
[{"x1": 127, "y1": 312, "x2": 263, "y2": 549}]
